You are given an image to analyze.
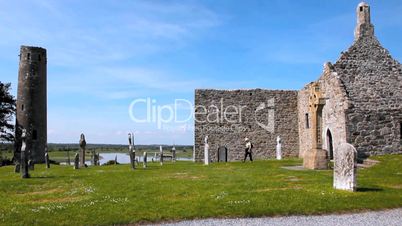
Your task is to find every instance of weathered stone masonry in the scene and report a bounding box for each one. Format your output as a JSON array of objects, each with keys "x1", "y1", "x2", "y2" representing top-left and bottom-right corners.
[
  {"x1": 194, "y1": 89, "x2": 299, "y2": 162},
  {"x1": 299, "y1": 2, "x2": 402, "y2": 159},
  {"x1": 195, "y1": 2, "x2": 402, "y2": 161},
  {"x1": 14, "y1": 46, "x2": 47, "y2": 163}
]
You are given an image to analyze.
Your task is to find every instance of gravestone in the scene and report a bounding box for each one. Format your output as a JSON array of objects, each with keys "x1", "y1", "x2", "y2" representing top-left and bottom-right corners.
[
  {"x1": 204, "y1": 135, "x2": 210, "y2": 165},
  {"x1": 192, "y1": 145, "x2": 195, "y2": 162},
  {"x1": 128, "y1": 133, "x2": 135, "y2": 170},
  {"x1": 217, "y1": 145, "x2": 228, "y2": 162},
  {"x1": 334, "y1": 143, "x2": 357, "y2": 191},
  {"x1": 67, "y1": 149, "x2": 71, "y2": 165},
  {"x1": 160, "y1": 145, "x2": 163, "y2": 166},
  {"x1": 94, "y1": 153, "x2": 99, "y2": 166},
  {"x1": 91, "y1": 150, "x2": 95, "y2": 166},
  {"x1": 44, "y1": 145, "x2": 50, "y2": 168},
  {"x1": 79, "y1": 133, "x2": 86, "y2": 167},
  {"x1": 143, "y1": 152, "x2": 147, "y2": 168},
  {"x1": 28, "y1": 160, "x2": 34, "y2": 171},
  {"x1": 276, "y1": 136, "x2": 282, "y2": 160},
  {"x1": 171, "y1": 146, "x2": 176, "y2": 163},
  {"x1": 20, "y1": 129, "x2": 30, "y2": 178},
  {"x1": 91, "y1": 151, "x2": 99, "y2": 166},
  {"x1": 45, "y1": 153, "x2": 50, "y2": 169},
  {"x1": 14, "y1": 164, "x2": 20, "y2": 173},
  {"x1": 74, "y1": 153, "x2": 79, "y2": 169}
]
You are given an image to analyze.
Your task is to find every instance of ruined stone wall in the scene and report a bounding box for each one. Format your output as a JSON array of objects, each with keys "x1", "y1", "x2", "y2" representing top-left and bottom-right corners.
[
  {"x1": 297, "y1": 86, "x2": 311, "y2": 158},
  {"x1": 332, "y1": 36, "x2": 402, "y2": 156},
  {"x1": 194, "y1": 89, "x2": 299, "y2": 162},
  {"x1": 318, "y1": 65, "x2": 350, "y2": 158},
  {"x1": 346, "y1": 109, "x2": 402, "y2": 156},
  {"x1": 333, "y1": 36, "x2": 402, "y2": 111},
  {"x1": 298, "y1": 64, "x2": 351, "y2": 159}
]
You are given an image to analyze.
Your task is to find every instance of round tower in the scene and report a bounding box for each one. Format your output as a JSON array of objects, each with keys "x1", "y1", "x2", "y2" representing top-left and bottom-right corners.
[
  {"x1": 15, "y1": 46, "x2": 47, "y2": 163},
  {"x1": 354, "y1": 2, "x2": 374, "y2": 40}
]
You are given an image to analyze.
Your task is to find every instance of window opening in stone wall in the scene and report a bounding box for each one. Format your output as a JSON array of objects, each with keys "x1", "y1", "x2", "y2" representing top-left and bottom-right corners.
[
  {"x1": 305, "y1": 113, "x2": 310, "y2": 129},
  {"x1": 32, "y1": 130, "x2": 37, "y2": 140},
  {"x1": 326, "y1": 130, "x2": 334, "y2": 160},
  {"x1": 27, "y1": 53, "x2": 30, "y2": 60},
  {"x1": 360, "y1": 6, "x2": 363, "y2": 12},
  {"x1": 21, "y1": 104, "x2": 24, "y2": 111},
  {"x1": 38, "y1": 54, "x2": 41, "y2": 61},
  {"x1": 400, "y1": 122, "x2": 402, "y2": 140}
]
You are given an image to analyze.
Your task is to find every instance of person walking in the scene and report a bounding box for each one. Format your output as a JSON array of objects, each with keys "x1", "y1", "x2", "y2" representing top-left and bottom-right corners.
[{"x1": 243, "y1": 137, "x2": 253, "y2": 162}]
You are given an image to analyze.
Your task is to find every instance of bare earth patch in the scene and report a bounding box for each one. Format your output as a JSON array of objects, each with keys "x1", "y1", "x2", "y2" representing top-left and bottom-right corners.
[
  {"x1": 28, "y1": 196, "x2": 85, "y2": 204},
  {"x1": 254, "y1": 186, "x2": 303, "y2": 192},
  {"x1": 15, "y1": 188, "x2": 65, "y2": 196}
]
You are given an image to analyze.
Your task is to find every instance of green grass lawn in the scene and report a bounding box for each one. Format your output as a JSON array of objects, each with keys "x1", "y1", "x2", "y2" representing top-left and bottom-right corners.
[{"x1": 0, "y1": 155, "x2": 401, "y2": 226}]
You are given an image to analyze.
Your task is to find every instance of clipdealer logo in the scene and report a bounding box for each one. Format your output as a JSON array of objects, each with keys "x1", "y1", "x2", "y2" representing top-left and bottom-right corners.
[{"x1": 128, "y1": 97, "x2": 275, "y2": 133}]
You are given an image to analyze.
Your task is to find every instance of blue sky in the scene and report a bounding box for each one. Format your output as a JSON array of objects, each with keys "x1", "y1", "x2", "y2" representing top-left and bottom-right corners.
[{"x1": 1, "y1": 0, "x2": 401, "y2": 145}]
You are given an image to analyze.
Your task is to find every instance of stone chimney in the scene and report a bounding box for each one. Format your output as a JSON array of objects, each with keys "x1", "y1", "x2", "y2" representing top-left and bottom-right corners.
[{"x1": 354, "y1": 2, "x2": 374, "y2": 40}]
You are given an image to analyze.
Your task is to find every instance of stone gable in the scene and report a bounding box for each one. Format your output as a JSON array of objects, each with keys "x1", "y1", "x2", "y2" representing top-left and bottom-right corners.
[{"x1": 334, "y1": 36, "x2": 402, "y2": 110}]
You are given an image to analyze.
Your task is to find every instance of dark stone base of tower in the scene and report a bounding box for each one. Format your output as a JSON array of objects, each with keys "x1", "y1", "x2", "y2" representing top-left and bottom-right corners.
[{"x1": 14, "y1": 46, "x2": 47, "y2": 163}]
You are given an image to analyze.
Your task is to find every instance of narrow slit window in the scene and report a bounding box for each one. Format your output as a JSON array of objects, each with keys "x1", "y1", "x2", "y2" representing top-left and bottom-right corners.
[
  {"x1": 32, "y1": 130, "x2": 38, "y2": 140},
  {"x1": 21, "y1": 104, "x2": 24, "y2": 111},
  {"x1": 360, "y1": 6, "x2": 363, "y2": 12},
  {"x1": 27, "y1": 53, "x2": 30, "y2": 60},
  {"x1": 305, "y1": 113, "x2": 310, "y2": 129},
  {"x1": 400, "y1": 122, "x2": 402, "y2": 140},
  {"x1": 38, "y1": 54, "x2": 41, "y2": 61}
]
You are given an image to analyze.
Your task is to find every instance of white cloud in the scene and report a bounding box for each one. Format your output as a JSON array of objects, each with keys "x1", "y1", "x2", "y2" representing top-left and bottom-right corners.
[{"x1": 0, "y1": 0, "x2": 222, "y2": 67}]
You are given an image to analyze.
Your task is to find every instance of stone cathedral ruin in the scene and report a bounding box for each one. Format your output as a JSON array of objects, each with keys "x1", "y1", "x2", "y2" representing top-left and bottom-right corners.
[{"x1": 194, "y1": 2, "x2": 402, "y2": 163}]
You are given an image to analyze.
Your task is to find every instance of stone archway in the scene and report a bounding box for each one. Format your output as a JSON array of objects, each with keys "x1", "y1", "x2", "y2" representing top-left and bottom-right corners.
[{"x1": 326, "y1": 129, "x2": 334, "y2": 160}]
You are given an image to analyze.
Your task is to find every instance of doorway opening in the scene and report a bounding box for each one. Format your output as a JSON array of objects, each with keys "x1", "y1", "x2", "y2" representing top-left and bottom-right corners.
[{"x1": 326, "y1": 129, "x2": 334, "y2": 160}]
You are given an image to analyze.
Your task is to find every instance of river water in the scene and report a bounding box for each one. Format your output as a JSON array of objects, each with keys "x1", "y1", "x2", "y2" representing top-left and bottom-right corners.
[{"x1": 61, "y1": 152, "x2": 192, "y2": 165}]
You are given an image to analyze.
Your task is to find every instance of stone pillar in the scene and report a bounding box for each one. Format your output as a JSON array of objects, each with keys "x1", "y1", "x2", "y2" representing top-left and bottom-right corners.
[
  {"x1": 20, "y1": 129, "x2": 30, "y2": 178},
  {"x1": 45, "y1": 145, "x2": 50, "y2": 168},
  {"x1": 67, "y1": 148, "x2": 71, "y2": 165},
  {"x1": 276, "y1": 136, "x2": 282, "y2": 160},
  {"x1": 91, "y1": 150, "x2": 95, "y2": 166},
  {"x1": 94, "y1": 153, "x2": 99, "y2": 166},
  {"x1": 15, "y1": 164, "x2": 20, "y2": 173},
  {"x1": 143, "y1": 152, "x2": 147, "y2": 168},
  {"x1": 28, "y1": 159, "x2": 34, "y2": 170},
  {"x1": 172, "y1": 145, "x2": 176, "y2": 163},
  {"x1": 129, "y1": 133, "x2": 135, "y2": 170},
  {"x1": 334, "y1": 143, "x2": 357, "y2": 191},
  {"x1": 79, "y1": 133, "x2": 86, "y2": 167},
  {"x1": 303, "y1": 82, "x2": 328, "y2": 169},
  {"x1": 192, "y1": 145, "x2": 195, "y2": 162},
  {"x1": 160, "y1": 145, "x2": 163, "y2": 166},
  {"x1": 45, "y1": 153, "x2": 50, "y2": 169},
  {"x1": 204, "y1": 135, "x2": 210, "y2": 165},
  {"x1": 74, "y1": 153, "x2": 79, "y2": 169}
]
